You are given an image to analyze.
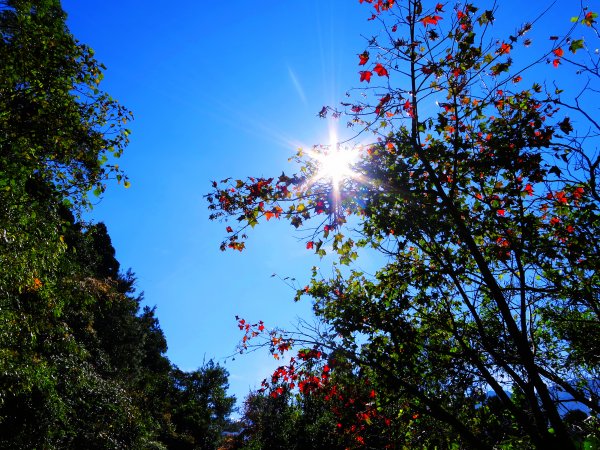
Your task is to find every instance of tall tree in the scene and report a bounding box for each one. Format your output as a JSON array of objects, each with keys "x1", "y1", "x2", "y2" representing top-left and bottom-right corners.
[{"x1": 209, "y1": 1, "x2": 600, "y2": 448}]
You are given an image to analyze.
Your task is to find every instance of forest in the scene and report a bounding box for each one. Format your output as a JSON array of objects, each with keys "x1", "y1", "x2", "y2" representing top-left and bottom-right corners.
[{"x1": 2, "y1": 0, "x2": 600, "y2": 449}]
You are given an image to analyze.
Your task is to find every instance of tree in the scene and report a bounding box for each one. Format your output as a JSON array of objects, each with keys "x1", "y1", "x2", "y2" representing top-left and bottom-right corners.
[
  {"x1": 0, "y1": 0, "x2": 131, "y2": 299},
  {"x1": 208, "y1": 1, "x2": 600, "y2": 448},
  {"x1": 0, "y1": 2, "x2": 239, "y2": 448},
  {"x1": 166, "y1": 362, "x2": 236, "y2": 450}
]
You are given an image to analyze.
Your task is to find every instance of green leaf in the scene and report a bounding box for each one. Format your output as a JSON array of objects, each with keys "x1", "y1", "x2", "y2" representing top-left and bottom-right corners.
[{"x1": 569, "y1": 39, "x2": 585, "y2": 53}]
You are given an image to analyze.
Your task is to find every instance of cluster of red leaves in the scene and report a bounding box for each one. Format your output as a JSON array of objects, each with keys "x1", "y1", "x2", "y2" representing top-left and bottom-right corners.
[
  {"x1": 543, "y1": 187, "x2": 585, "y2": 239},
  {"x1": 359, "y1": 63, "x2": 389, "y2": 83},
  {"x1": 552, "y1": 47, "x2": 564, "y2": 68},
  {"x1": 359, "y1": 0, "x2": 395, "y2": 17},
  {"x1": 261, "y1": 345, "x2": 397, "y2": 447},
  {"x1": 236, "y1": 316, "x2": 265, "y2": 350},
  {"x1": 233, "y1": 317, "x2": 400, "y2": 447}
]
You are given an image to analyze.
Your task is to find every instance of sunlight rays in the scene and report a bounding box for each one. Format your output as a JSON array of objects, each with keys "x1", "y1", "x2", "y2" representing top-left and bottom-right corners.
[{"x1": 304, "y1": 122, "x2": 367, "y2": 211}]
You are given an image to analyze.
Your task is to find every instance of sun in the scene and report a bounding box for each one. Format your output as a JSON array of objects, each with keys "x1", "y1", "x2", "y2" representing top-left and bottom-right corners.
[
  {"x1": 312, "y1": 147, "x2": 359, "y2": 185},
  {"x1": 309, "y1": 127, "x2": 361, "y2": 188}
]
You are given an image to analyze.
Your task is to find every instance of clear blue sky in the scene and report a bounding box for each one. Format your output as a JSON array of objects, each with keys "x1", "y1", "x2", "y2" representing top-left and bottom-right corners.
[{"x1": 60, "y1": 0, "x2": 580, "y2": 410}]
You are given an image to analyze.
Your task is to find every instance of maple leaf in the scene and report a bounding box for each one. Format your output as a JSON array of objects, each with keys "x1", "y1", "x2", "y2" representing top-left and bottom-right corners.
[
  {"x1": 226, "y1": 226, "x2": 233, "y2": 233},
  {"x1": 569, "y1": 39, "x2": 585, "y2": 54},
  {"x1": 403, "y1": 99, "x2": 414, "y2": 117},
  {"x1": 391, "y1": 24, "x2": 397, "y2": 32},
  {"x1": 360, "y1": 70, "x2": 373, "y2": 82},
  {"x1": 552, "y1": 58, "x2": 560, "y2": 68},
  {"x1": 552, "y1": 47, "x2": 564, "y2": 58},
  {"x1": 358, "y1": 51, "x2": 369, "y2": 65},
  {"x1": 306, "y1": 241, "x2": 314, "y2": 250},
  {"x1": 421, "y1": 15, "x2": 442, "y2": 26},
  {"x1": 498, "y1": 42, "x2": 511, "y2": 54},
  {"x1": 435, "y1": 3, "x2": 444, "y2": 12},
  {"x1": 373, "y1": 63, "x2": 389, "y2": 77},
  {"x1": 375, "y1": 94, "x2": 391, "y2": 115}
]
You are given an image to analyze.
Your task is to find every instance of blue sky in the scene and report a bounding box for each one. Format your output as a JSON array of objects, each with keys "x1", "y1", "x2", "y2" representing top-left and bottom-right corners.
[{"x1": 60, "y1": 0, "x2": 581, "y2": 410}]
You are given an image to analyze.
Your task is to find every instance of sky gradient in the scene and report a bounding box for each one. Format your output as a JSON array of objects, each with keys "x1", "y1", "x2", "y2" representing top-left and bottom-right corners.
[{"x1": 60, "y1": 0, "x2": 580, "y2": 410}]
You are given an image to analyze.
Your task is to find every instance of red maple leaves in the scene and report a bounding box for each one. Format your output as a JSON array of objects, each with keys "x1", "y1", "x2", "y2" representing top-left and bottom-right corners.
[
  {"x1": 360, "y1": 63, "x2": 388, "y2": 82},
  {"x1": 552, "y1": 47, "x2": 564, "y2": 68}
]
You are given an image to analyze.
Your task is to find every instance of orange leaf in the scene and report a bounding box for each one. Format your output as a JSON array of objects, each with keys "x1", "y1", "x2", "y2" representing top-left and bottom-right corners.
[
  {"x1": 498, "y1": 42, "x2": 511, "y2": 54},
  {"x1": 421, "y1": 15, "x2": 442, "y2": 26},
  {"x1": 552, "y1": 47, "x2": 564, "y2": 58}
]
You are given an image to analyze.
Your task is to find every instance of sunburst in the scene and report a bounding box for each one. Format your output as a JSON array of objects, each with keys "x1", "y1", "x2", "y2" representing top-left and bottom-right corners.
[{"x1": 308, "y1": 126, "x2": 361, "y2": 189}]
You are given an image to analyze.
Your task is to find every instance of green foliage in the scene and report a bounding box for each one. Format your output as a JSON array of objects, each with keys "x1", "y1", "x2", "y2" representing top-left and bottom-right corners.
[
  {"x1": 0, "y1": 1, "x2": 236, "y2": 448},
  {"x1": 166, "y1": 362, "x2": 237, "y2": 449}
]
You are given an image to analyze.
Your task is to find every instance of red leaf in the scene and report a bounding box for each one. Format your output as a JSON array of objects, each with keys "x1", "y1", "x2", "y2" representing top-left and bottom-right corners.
[
  {"x1": 435, "y1": 3, "x2": 444, "y2": 12},
  {"x1": 583, "y1": 11, "x2": 597, "y2": 26},
  {"x1": 358, "y1": 51, "x2": 369, "y2": 65},
  {"x1": 226, "y1": 226, "x2": 233, "y2": 233},
  {"x1": 359, "y1": 70, "x2": 373, "y2": 82},
  {"x1": 421, "y1": 15, "x2": 442, "y2": 26},
  {"x1": 391, "y1": 24, "x2": 397, "y2": 32},
  {"x1": 497, "y1": 209, "x2": 505, "y2": 216},
  {"x1": 306, "y1": 241, "x2": 314, "y2": 250},
  {"x1": 552, "y1": 58, "x2": 560, "y2": 68},
  {"x1": 373, "y1": 63, "x2": 389, "y2": 77},
  {"x1": 552, "y1": 47, "x2": 564, "y2": 58},
  {"x1": 498, "y1": 42, "x2": 511, "y2": 54}
]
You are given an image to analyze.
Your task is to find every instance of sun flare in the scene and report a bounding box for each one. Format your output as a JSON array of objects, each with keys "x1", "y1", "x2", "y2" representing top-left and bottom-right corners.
[
  {"x1": 308, "y1": 126, "x2": 361, "y2": 189},
  {"x1": 311, "y1": 147, "x2": 359, "y2": 187}
]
